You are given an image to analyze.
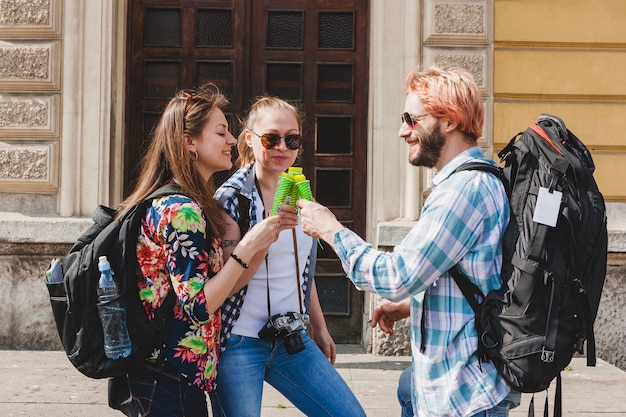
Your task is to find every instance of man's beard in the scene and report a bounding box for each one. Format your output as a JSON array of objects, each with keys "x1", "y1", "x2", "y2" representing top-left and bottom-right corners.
[{"x1": 409, "y1": 123, "x2": 445, "y2": 168}]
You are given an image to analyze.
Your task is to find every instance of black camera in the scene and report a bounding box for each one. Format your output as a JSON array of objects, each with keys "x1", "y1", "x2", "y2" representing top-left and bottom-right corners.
[{"x1": 258, "y1": 312, "x2": 309, "y2": 355}]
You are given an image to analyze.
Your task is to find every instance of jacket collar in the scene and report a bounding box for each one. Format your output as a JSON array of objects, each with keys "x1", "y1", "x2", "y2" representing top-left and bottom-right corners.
[{"x1": 431, "y1": 146, "x2": 488, "y2": 189}]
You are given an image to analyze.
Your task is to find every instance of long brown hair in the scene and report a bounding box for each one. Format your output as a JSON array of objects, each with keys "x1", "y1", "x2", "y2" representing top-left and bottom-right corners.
[
  {"x1": 118, "y1": 84, "x2": 228, "y2": 237},
  {"x1": 236, "y1": 96, "x2": 303, "y2": 168}
]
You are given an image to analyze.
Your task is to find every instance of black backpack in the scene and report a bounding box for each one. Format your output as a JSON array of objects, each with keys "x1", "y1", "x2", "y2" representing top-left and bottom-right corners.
[
  {"x1": 450, "y1": 114, "x2": 607, "y2": 414},
  {"x1": 46, "y1": 184, "x2": 184, "y2": 379}
]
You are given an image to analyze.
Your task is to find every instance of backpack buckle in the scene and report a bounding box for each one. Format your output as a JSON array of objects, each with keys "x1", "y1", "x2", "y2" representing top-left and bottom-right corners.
[{"x1": 541, "y1": 348, "x2": 555, "y2": 363}]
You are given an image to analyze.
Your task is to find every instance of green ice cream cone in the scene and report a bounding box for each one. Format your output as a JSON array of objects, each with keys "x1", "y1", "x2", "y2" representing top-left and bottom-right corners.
[
  {"x1": 288, "y1": 168, "x2": 303, "y2": 207},
  {"x1": 295, "y1": 179, "x2": 312, "y2": 201},
  {"x1": 271, "y1": 173, "x2": 295, "y2": 215}
]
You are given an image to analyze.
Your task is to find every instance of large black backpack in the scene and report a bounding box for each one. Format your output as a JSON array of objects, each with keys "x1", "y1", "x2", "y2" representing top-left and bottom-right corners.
[
  {"x1": 451, "y1": 114, "x2": 607, "y2": 414},
  {"x1": 46, "y1": 184, "x2": 183, "y2": 379}
]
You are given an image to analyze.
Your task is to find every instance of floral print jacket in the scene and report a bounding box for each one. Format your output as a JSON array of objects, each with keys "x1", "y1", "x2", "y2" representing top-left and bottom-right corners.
[{"x1": 135, "y1": 193, "x2": 222, "y2": 392}]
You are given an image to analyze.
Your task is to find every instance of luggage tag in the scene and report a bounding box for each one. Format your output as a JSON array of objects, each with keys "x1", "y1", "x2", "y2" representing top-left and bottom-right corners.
[{"x1": 532, "y1": 187, "x2": 562, "y2": 227}]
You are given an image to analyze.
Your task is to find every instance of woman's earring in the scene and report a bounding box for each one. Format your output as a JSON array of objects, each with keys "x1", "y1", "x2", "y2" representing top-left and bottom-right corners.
[{"x1": 191, "y1": 150, "x2": 199, "y2": 161}]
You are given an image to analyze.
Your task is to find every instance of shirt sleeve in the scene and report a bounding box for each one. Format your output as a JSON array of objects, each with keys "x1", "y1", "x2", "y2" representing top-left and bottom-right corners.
[
  {"x1": 158, "y1": 198, "x2": 216, "y2": 325},
  {"x1": 333, "y1": 170, "x2": 504, "y2": 301},
  {"x1": 214, "y1": 185, "x2": 239, "y2": 223}
]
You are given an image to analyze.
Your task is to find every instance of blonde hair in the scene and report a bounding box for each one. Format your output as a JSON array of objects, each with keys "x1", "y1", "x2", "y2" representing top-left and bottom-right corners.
[
  {"x1": 405, "y1": 66, "x2": 483, "y2": 140},
  {"x1": 236, "y1": 96, "x2": 303, "y2": 167},
  {"x1": 118, "y1": 84, "x2": 229, "y2": 237}
]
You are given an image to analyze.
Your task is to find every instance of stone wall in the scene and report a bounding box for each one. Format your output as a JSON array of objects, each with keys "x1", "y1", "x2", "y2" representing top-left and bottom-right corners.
[
  {"x1": 0, "y1": 242, "x2": 67, "y2": 350},
  {"x1": 0, "y1": 211, "x2": 91, "y2": 350},
  {"x1": 594, "y1": 254, "x2": 626, "y2": 370}
]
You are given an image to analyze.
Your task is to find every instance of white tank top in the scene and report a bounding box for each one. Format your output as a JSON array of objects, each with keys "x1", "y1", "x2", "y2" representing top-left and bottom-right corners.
[{"x1": 231, "y1": 198, "x2": 312, "y2": 338}]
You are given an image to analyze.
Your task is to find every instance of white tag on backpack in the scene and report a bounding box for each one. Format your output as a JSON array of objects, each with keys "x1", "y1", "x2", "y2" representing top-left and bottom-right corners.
[{"x1": 532, "y1": 187, "x2": 562, "y2": 227}]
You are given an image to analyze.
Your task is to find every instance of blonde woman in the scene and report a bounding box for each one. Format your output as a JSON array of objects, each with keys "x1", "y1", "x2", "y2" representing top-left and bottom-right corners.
[{"x1": 212, "y1": 96, "x2": 365, "y2": 417}]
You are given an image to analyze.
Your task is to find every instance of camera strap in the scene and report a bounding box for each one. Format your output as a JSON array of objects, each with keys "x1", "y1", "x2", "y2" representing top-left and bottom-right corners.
[
  {"x1": 291, "y1": 229, "x2": 304, "y2": 315},
  {"x1": 264, "y1": 255, "x2": 271, "y2": 320},
  {"x1": 262, "y1": 238, "x2": 305, "y2": 319}
]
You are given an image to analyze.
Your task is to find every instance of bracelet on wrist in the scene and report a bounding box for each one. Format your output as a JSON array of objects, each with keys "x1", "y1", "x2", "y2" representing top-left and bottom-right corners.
[{"x1": 230, "y1": 253, "x2": 249, "y2": 269}]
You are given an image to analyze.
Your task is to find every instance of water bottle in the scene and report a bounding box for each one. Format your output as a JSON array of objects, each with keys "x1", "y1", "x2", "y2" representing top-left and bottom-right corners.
[{"x1": 97, "y1": 255, "x2": 132, "y2": 359}]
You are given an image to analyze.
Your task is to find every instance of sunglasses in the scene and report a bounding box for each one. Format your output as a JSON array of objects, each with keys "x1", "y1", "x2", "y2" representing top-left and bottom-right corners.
[
  {"x1": 250, "y1": 130, "x2": 302, "y2": 150},
  {"x1": 401, "y1": 112, "x2": 430, "y2": 129}
]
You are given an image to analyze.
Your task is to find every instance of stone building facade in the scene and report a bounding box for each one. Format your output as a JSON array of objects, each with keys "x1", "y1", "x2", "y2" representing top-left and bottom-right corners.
[{"x1": 0, "y1": 0, "x2": 624, "y2": 371}]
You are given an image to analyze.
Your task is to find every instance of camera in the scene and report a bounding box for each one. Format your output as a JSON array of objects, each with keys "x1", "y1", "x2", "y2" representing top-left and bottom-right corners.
[{"x1": 258, "y1": 312, "x2": 310, "y2": 355}]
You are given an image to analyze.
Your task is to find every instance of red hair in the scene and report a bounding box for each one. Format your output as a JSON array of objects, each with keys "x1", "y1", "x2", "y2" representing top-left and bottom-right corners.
[{"x1": 405, "y1": 66, "x2": 483, "y2": 140}]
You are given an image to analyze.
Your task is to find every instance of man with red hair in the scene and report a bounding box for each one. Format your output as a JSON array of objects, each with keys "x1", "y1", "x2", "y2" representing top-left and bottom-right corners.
[{"x1": 298, "y1": 66, "x2": 520, "y2": 417}]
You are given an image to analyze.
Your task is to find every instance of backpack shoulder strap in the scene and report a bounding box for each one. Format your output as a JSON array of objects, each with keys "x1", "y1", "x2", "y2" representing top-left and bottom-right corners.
[
  {"x1": 453, "y1": 162, "x2": 509, "y2": 194},
  {"x1": 132, "y1": 183, "x2": 188, "y2": 348},
  {"x1": 449, "y1": 162, "x2": 509, "y2": 325},
  {"x1": 449, "y1": 267, "x2": 484, "y2": 314},
  {"x1": 449, "y1": 266, "x2": 491, "y2": 363},
  {"x1": 119, "y1": 183, "x2": 187, "y2": 240},
  {"x1": 236, "y1": 192, "x2": 251, "y2": 237},
  {"x1": 147, "y1": 183, "x2": 187, "y2": 200}
]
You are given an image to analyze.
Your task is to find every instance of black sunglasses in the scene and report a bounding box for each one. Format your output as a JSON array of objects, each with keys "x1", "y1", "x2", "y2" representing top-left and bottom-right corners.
[
  {"x1": 401, "y1": 112, "x2": 430, "y2": 129},
  {"x1": 250, "y1": 130, "x2": 302, "y2": 150}
]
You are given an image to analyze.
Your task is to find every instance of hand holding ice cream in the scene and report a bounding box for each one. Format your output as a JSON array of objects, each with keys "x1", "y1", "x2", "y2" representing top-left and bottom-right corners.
[{"x1": 297, "y1": 199, "x2": 345, "y2": 244}]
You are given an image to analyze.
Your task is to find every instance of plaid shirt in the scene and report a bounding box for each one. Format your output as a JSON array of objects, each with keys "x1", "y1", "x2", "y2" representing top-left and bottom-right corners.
[
  {"x1": 214, "y1": 162, "x2": 315, "y2": 349},
  {"x1": 334, "y1": 147, "x2": 511, "y2": 417}
]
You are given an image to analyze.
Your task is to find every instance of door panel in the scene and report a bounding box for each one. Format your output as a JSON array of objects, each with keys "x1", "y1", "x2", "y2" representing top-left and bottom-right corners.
[
  {"x1": 126, "y1": 0, "x2": 368, "y2": 343},
  {"x1": 126, "y1": 0, "x2": 248, "y2": 189}
]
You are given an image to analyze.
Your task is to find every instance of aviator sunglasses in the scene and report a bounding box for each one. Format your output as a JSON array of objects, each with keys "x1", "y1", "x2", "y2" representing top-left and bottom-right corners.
[
  {"x1": 401, "y1": 112, "x2": 430, "y2": 129},
  {"x1": 250, "y1": 130, "x2": 302, "y2": 150}
]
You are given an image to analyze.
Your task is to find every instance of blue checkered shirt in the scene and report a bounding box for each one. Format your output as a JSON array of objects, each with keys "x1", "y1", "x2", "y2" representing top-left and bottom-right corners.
[
  {"x1": 334, "y1": 147, "x2": 511, "y2": 417},
  {"x1": 214, "y1": 162, "x2": 314, "y2": 349}
]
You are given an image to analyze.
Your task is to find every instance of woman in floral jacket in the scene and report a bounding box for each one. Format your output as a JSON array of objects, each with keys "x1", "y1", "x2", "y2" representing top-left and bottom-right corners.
[{"x1": 116, "y1": 84, "x2": 297, "y2": 417}]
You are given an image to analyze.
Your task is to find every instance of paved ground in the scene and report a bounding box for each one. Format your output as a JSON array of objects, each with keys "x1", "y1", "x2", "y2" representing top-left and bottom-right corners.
[{"x1": 1, "y1": 345, "x2": 625, "y2": 416}]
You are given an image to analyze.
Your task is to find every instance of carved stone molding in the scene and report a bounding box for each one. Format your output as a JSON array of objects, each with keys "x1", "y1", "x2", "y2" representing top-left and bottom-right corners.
[
  {"x1": 0, "y1": 40, "x2": 61, "y2": 91},
  {"x1": 0, "y1": 0, "x2": 62, "y2": 197},
  {"x1": 423, "y1": 0, "x2": 492, "y2": 46},
  {"x1": 0, "y1": 141, "x2": 57, "y2": 192},
  {"x1": 422, "y1": 47, "x2": 490, "y2": 95},
  {"x1": 0, "y1": 94, "x2": 59, "y2": 137},
  {"x1": 0, "y1": 0, "x2": 62, "y2": 39}
]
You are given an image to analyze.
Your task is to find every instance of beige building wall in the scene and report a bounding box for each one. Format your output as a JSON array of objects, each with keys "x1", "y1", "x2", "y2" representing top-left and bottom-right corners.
[
  {"x1": 492, "y1": 0, "x2": 626, "y2": 369},
  {"x1": 371, "y1": 0, "x2": 495, "y2": 355},
  {"x1": 0, "y1": 0, "x2": 127, "y2": 350},
  {"x1": 0, "y1": 0, "x2": 62, "y2": 204},
  {"x1": 494, "y1": 0, "x2": 626, "y2": 202},
  {"x1": 0, "y1": 0, "x2": 126, "y2": 217}
]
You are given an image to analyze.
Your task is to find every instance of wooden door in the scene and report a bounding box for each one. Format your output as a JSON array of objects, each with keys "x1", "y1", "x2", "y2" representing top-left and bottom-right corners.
[{"x1": 126, "y1": 0, "x2": 368, "y2": 343}]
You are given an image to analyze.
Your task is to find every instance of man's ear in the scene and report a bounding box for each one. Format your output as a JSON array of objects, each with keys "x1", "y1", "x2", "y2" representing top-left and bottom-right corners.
[{"x1": 443, "y1": 118, "x2": 459, "y2": 133}]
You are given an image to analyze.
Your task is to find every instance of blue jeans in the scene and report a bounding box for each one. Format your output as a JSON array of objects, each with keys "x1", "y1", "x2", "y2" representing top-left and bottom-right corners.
[
  {"x1": 397, "y1": 366, "x2": 521, "y2": 417},
  {"x1": 209, "y1": 331, "x2": 365, "y2": 417},
  {"x1": 472, "y1": 391, "x2": 521, "y2": 417},
  {"x1": 398, "y1": 366, "x2": 413, "y2": 417},
  {"x1": 127, "y1": 360, "x2": 209, "y2": 417}
]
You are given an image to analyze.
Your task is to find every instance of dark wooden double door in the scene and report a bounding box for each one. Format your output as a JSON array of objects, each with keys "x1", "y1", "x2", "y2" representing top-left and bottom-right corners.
[{"x1": 126, "y1": 0, "x2": 369, "y2": 343}]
